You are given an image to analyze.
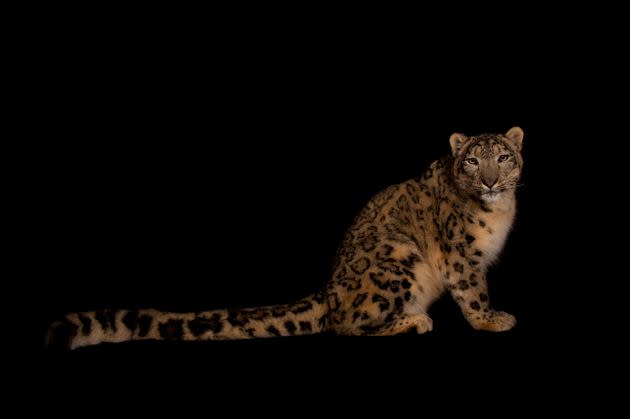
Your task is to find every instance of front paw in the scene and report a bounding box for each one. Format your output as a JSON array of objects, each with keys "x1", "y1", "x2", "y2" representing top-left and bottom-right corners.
[{"x1": 473, "y1": 311, "x2": 516, "y2": 332}]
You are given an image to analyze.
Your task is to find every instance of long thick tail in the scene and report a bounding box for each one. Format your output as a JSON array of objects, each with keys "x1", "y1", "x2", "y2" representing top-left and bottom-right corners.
[{"x1": 46, "y1": 293, "x2": 328, "y2": 350}]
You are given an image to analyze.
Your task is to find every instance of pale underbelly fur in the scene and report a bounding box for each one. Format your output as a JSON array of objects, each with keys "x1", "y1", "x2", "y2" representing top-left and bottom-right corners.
[{"x1": 410, "y1": 198, "x2": 515, "y2": 311}]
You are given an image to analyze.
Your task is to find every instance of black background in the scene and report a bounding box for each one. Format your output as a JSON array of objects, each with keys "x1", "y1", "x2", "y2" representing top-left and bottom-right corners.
[{"x1": 17, "y1": 10, "x2": 624, "y2": 408}]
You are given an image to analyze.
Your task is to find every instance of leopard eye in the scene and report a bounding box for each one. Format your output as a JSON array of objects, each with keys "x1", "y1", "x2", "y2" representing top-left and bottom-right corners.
[
  {"x1": 465, "y1": 158, "x2": 479, "y2": 165},
  {"x1": 498, "y1": 154, "x2": 511, "y2": 163}
]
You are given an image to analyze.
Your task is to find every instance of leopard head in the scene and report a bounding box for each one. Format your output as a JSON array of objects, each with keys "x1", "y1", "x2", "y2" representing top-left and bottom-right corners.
[{"x1": 449, "y1": 127, "x2": 524, "y2": 203}]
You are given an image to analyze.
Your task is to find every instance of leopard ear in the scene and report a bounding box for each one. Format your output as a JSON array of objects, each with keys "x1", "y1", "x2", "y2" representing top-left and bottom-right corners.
[
  {"x1": 505, "y1": 126, "x2": 524, "y2": 150},
  {"x1": 449, "y1": 133, "x2": 469, "y2": 156}
]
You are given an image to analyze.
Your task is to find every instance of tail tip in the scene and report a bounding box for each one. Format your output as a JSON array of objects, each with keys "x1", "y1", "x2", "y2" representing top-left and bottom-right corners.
[{"x1": 45, "y1": 320, "x2": 77, "y2": 352}]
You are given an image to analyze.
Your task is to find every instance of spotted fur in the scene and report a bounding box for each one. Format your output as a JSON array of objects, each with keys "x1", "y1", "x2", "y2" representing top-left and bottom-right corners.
[{"x1": 46, "y1": 127, "x2": 524, "y2": 349}]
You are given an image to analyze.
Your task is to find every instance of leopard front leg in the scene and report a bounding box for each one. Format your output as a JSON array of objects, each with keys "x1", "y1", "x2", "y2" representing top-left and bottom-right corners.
[{"x1": 446, "y1": 262, "x2": 516, "y2": 332}]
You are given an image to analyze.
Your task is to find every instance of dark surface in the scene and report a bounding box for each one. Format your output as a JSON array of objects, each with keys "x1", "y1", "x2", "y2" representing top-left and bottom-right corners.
[
  {"x1": 30, "y1": 96, "x2": 579, "y2": 372},
  {"x1": 18, "y1": 16, "x2": 623, "y2": 407}
]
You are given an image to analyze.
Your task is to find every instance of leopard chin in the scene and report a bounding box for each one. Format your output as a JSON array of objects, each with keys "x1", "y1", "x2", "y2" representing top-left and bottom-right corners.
[{"x1": 481, "y1": 191, "x2": 502, "y2": 203}]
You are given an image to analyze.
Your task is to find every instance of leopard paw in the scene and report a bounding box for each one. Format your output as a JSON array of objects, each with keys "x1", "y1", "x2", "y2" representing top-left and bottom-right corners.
[{"x1": 472, "y1": 311, "x2": 516, "y2": 332}]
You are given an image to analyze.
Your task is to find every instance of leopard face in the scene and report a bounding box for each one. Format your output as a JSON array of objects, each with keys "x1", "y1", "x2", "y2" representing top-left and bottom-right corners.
[{"x1": 449, "y1": 127, "x2": 524, "y2": 203}]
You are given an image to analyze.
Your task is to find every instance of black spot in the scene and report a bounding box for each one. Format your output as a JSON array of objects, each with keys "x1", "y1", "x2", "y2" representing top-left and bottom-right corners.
[
  {"x1": 470, "y1": 301, "x2": 481, "y2": 311},
  {"x1": 107, "y1": 310, "x2": 118, "y2": 332},
  {"x1": 138, "y1": 315, "x2": 152, "y2": 337},
  {"x1": 404, "y1": 291, "x2": 412, "y2": 301},
  {"x1": 479, "y1": 220, "x2": 486, "y2": 227},
  {"x1": 467, "y1": 216, "x2": 475, "y2": 224},
  {"x1": 313, "y1": 292, "x2": 326, "y2": 304},
  {"x1": 327, "y1": 293, "x2": 340, "y2": 310},
  {"x1": 95, "y1": 311, "x2": 109, "y2": 331},
  {"x1": 479, "y1": 293, "x2": 489, "y2": 302},
  {"x1": 318, "y1": 315, "x2": 328, "y2": 329},
  {"x1": 383, "y1": 244, "x2": 394, "y2": 256},
  {"x1": 465, "y1": 234, "x2": 476, "y2": 244},
  {"x1": 352, "y1": 312, "x2": 361, "y2": 323},
  {"x1": 469, "y1": 260, "x2": 480, "y2": 267},
  {"x1": 299, "y1": 321, "x2": 312, "y2": 332},
  {"x1": 372, "y1": 294, "x2": 390, "y2": 312},
  {"x1": 350, "y1": 257, "x2": 371, "y2": 274},
  {"x1": 284, "y1": 321, "x2": 297, "y2": 335},
  {"x1": 78, "y1": 314, "x2": 92, "y2": 336},
  {"x1": 457, "y1": 280, "x2": 469, "y2": 290},
  {"x1": 346, "y1": 278, "x2": 362, "y2": 291},
  {"x1": 397, "y1": 194, "x2": 410, "y2": 211},
  {"x1": 401, "y1": 279, "x2": 412, "y2": 289},
  {"x1": 227, "y1": 310, "x2": 247, "y2": 327},
  {"x1": 360, "y1": 324, "x2": 384, "y2": 334},
  {"x1": 290, "y1": 301, "x2": 313, "y2": 314},
  {"x1": 443, "y1": 243, "x2": 452, "y2": 253},
  {"x1": 159, "y1": 319, "x2": 184, "y2": 340},
  {"x1": 271, "y1": 306, "x2": 287, "y2": 317},
  {"x1": 242, "y1": 308, "x2": 271, "y2": 321},
  {"x1": 361, "y1": 312, "x2": 370, "y2": 320},
  {"x1": 453, "y1": 262, "x2": 464, "y2": 273},
  {"x1": 122, "y1": 310, "x2": 138, "y2": 331},
  {"x1": 400, "y1": 253, "x2": 421, "y2": 268},
  {"x1": 455, "y1": 243, "x2": 467, "y2": 257},
  {"x1": 377, "y1": 257, "x2": 406, "y2": 276},
  {"x1": 394, "y1": 297, "x2": 404, "y2": 311},
  {"x1": 474, "y1": 250, "x2": 483, "y2": 257},
  {"x1": 352, "y1": 293, "x2": 368, "y2": 308},
  {"x1": 95, "y1": 310, "x2": 118, "y2": 332},
  {"x1": 188, "y1": 313, "x2": 223, "y2": 336},
  {"x1": 369, "y1": 272, "x2": 391, "y2": 290},
  {"x1": 266, "y1": 325, "x2": 281, "y2": 337},
  {"x1": 361, "y1": 240, "x2": 376, "y2": 252}
]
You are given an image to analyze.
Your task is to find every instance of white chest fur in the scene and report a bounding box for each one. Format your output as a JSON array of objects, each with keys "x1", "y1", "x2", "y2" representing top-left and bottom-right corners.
[{"x1": 469, "y1": 197, "x2": 516, "y2": 264}]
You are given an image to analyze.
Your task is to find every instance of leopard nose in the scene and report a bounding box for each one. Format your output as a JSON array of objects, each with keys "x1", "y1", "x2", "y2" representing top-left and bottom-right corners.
[{"x1": 482, "y1": 176, "x2": 498, "y2": 188}]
